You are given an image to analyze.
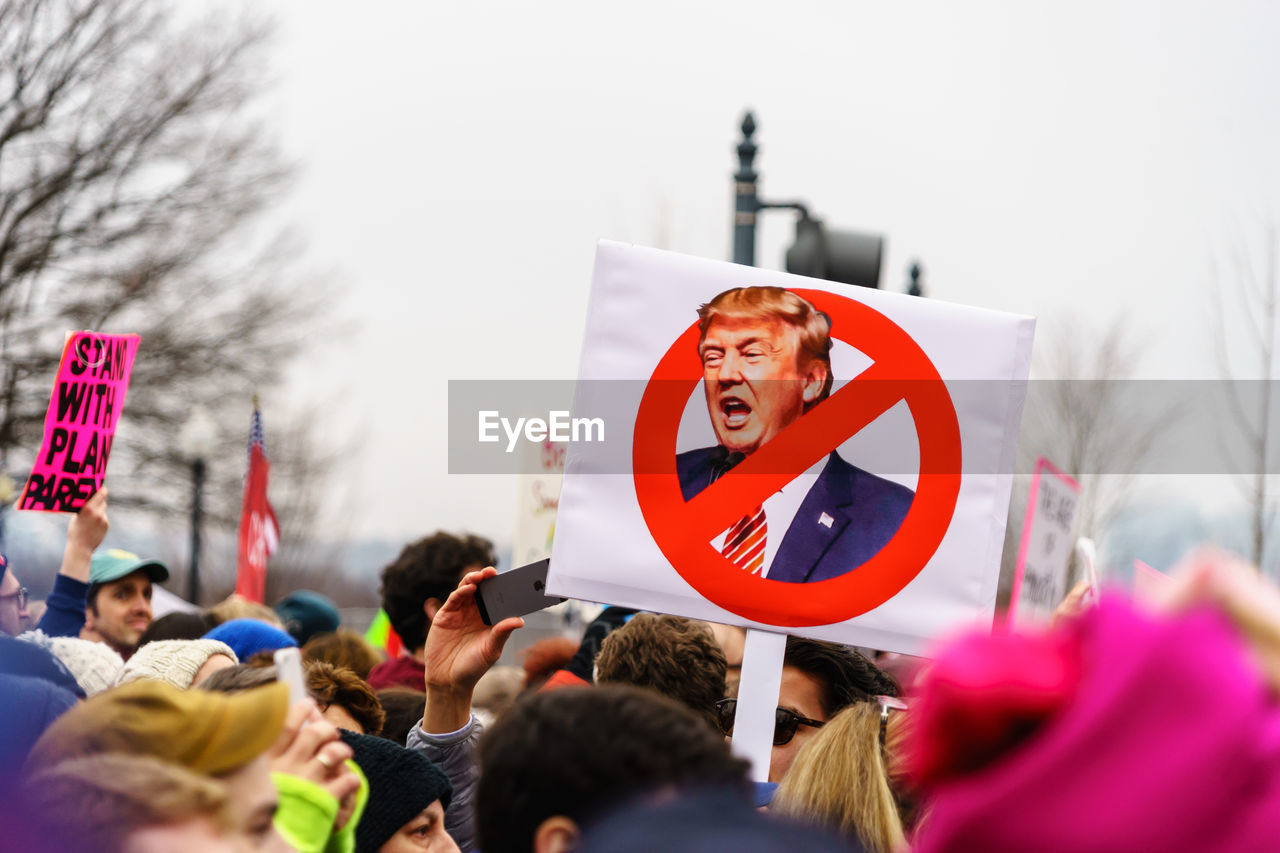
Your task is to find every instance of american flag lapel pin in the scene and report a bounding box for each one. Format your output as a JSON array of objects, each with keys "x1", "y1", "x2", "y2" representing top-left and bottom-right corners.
[{"x1": 819, "y1": 512, "x2": 834, "y2": 528}]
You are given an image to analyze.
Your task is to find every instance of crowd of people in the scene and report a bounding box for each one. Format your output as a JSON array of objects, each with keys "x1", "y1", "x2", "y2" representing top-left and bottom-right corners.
[{"x1": 4, "y1": 491, "x2": 1280, "y2": 852}]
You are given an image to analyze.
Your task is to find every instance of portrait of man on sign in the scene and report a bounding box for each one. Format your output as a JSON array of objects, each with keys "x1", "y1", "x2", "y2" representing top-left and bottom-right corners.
[{"x1": 677, "y1": 286, "x2": 914, "y2": 583}]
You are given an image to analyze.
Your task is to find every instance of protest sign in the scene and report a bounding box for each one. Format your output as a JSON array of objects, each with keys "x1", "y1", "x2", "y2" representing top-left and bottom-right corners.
[
  {"x1": 19, "y1": 331, "x2": 140, "y2": 513},
  {"x1": 512, "y1": 438, "x2": 564, "y2": 565},
  {"x1": 547, "y1": 243, "x2": 1034, "y2": 653},
  {"x1": 1133, "y1": 558, "x2": 1173, "y2": 602},
  {"x1": 1009, "y1": 457, "x2": 1082, "y2": 624}
]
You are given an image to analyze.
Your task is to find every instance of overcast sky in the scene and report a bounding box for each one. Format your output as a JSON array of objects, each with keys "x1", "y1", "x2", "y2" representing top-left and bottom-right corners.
[{"x1": 258, "y1": 0, "x2": 1280, "y2": 548}]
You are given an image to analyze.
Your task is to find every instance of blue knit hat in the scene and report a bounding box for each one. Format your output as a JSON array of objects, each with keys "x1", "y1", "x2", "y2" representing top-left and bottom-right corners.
[{"x1": 203, "y1": 618, "x2": 296, "y2": 662}]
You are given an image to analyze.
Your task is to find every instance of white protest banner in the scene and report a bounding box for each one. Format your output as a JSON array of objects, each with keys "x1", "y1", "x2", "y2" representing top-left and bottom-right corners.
[
  {"x1": 1008, "y1": 456, "x2": 1082, "y2": 624},
  {"x1": 547, "y1": 242, "x2": 1034, "y2": 653},
  {"x1": 512, "y1": 438, "x2": 565, "y2": 565}
]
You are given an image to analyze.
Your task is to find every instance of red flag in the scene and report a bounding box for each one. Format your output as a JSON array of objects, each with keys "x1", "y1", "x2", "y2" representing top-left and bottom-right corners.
[{"x1": 236, "y1": 405, "x2": 280, "y2": 602}]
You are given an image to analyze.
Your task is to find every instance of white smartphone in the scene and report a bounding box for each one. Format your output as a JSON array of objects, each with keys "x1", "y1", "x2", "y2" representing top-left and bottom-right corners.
[
  {"x1": 476, "y1": 559, "x2": 565, "y2": 626},
  {"x1": 274, "y1": 646, "x2": 307, "y2": 705}
]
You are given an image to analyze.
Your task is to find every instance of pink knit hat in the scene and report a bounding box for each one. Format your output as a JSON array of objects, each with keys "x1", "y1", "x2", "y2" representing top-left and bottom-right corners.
[{"x1": 908, "y1": 597, "x2": 1280, "y2": 852}]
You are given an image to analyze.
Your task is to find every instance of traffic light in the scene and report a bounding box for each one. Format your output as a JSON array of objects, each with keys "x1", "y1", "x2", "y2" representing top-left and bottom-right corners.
[{"x1": 784, "y1": 214, "x2": 884, "y2": 289}]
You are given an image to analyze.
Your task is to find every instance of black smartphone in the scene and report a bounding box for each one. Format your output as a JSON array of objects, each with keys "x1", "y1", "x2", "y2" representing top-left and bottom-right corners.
[{"x1": 476, "y1": 558, "x2": 566, "y2": 626}]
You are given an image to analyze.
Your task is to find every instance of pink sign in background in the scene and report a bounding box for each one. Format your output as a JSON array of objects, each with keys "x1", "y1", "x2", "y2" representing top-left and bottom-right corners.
[
  {"x1": 1008, "y1": 456, "x2": 1083, "y2": 623},
  {"x1": 1132, "y1": 558, "x2": 1174, "y2": 601},
  {"x1": 19, "y1": 331, "x2": 140, "y2": 513}
]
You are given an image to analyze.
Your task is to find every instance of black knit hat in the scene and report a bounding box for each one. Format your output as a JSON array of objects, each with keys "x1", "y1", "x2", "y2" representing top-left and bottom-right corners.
[{"x1": 341, "y1": 730, "x2": 453, "y2": 853}]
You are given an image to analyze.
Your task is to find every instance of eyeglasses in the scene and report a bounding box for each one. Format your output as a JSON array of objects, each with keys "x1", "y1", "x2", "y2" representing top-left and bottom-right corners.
[
  {"x1": 0, "y1": 586, "x2": 28, "y2": 611},
  {"x1": 876, "y1": 695, "x2": 908, "y2": 752},
  {"x1": 715, "y1": 698, "x2": 825, "y2": 746}
]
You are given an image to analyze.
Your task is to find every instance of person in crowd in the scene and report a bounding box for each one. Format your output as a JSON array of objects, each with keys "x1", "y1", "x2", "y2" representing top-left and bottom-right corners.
[
  {"x1": 0, "y1": 673, "x2": 78, "y2": 800},
  {"x1": 304, "y1": 628, "x2": 384, "y2": 681},
  {"x1": 201, "y1": 659, "x2": 385, "y2": 736},
  {"x1": 307, "y1": 661, "x2": 386, "y2": 735},
  {"x1": 718, "y1": 636, "x2": 900, "y2": 783},
  {"x1": 537, "y1": 605, "x2": 635, "y2": 690},
  {"x1": 22, "y1": 753, "x2": 245, "y2": 853},
  {"x1": 276, "y1": 590, "x2": 341, "y2": 646},
  {"x1": 704, "y1": 621, "x2": 746, "y2": 695},
  {"x1": 471, "y1": 665, "x2": 524, "y2": 724},
  {"x1": 580, "y1": 789, "x2": 859, "y2": 853},
  {"x1": 906, "y1": 549, "x2": 1280, "y2": 853},
  {"x1": 138, "y1": 611, "x2": 219, "y2": 647},
  {"x1": 368, "y1": 531, "x2": 497, "y2": 690},
  {"x1": 208, "y1": 594, "x2": 286, "y2": 629},
  {"x1": 82, "y1": 547, "x2": 170, "y2": 660},
  {"x1": 204, "y1": 617, "x2": 297, "y2": 662},
  {"x1": 1, "y1": 633, "x2": 85, "y2": 699},
  {"x1": 518, "y1": 636, "x2": 576, "y2": 692},
  {"x1": 198, "y1": 662, "x2": 279, "y2": 693},
  {"x1": 375, "y1": 687, "x2": 427, "y2": 746},
  {"x1": 114, "y1": 638, "x2": 238, "y2": 689},
  {"x1": 771, "y1": 700, "x2": 909, "y2": 853},
  {"x1": 594, "y1": 613, "x2": 727, "y2": 730},
  {"x1": 406, "y1": 565, "x2": 524, "y2": 849},
  {"x1": 21, "y1": 598, "x2": 46, "y2": 633},
  {"x1": 341, "y1": 731, "x2": 457, "y2": 853},
  {"x1": 27, "y1": 679, "x2": 362, "y2": 853},
  {"x1": 1, "y1": 489, "x2": 109, "y2": 639},
  {"x1": 476, "y1": 686, "x2": 753, "y2": 853},
  {"x1": 17, "y1": 631, "x2": 123, "y2": 695}
]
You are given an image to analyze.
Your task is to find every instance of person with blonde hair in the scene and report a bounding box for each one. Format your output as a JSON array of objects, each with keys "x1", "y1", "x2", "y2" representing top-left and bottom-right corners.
[
  {"x1": 772, "y1": 698, "x2": 910, "y2": 853},
  {"x1": 22, "y1": 753, "x2": 242, "y2": 853}
]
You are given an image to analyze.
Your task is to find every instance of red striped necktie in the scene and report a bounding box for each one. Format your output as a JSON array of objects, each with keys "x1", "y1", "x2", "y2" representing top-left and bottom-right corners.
[{"x1": 722, "y1": 504, "x2": 767, "y2": 575}]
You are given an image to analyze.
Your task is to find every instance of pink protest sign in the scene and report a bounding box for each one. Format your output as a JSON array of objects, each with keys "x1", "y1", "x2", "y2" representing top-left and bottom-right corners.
[
  {"x1": 1133, "y1": 559, "x2": 1173, "y2": 602},
  {"x1": 18, "y1": 331, "x2": 140, "y2": 513},
  {"x1": 1009, "y1": 456, "x2": 1082, "y2": 624}
]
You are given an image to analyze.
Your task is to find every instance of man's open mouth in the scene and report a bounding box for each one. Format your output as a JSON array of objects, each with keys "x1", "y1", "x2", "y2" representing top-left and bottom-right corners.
[{"x1": 719, "y1": 397, "x2": 752, "y2": 428}]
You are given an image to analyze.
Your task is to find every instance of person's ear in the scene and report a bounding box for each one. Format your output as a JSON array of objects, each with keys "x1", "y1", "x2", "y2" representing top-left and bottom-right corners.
[
  {"x1": 423, "y1": 598, "x2": 444, "y2": 623},
  {"x1": 533, "y1": 815, "x2": 580, "y2": 853},
  {"x1": 802, "y1": 363, "x2": 828, "y2": 404}
]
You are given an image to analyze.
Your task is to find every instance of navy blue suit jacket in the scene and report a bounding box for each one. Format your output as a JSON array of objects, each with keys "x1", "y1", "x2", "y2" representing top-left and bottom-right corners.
[{"x1": 676, "y1": 447, "x2": 914, "y2": 583}]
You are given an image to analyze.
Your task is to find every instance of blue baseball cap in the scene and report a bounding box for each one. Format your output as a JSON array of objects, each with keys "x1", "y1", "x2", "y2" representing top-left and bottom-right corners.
[{"x1": 89, "y1": 549, "x2": 169, "y2": 586}]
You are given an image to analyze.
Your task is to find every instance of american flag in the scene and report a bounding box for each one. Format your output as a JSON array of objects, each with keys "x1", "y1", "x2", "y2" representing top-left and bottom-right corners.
[{"x1": 236, "y1": 403, "x2": 280, "y2": 603}]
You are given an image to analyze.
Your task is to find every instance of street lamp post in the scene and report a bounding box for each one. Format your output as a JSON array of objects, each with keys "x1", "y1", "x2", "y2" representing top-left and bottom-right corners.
[
  {"x1": 731, "y1": 111, "x2": 884, "y2": 289},
  {"x1": 733, "y1": 112, "x2": 759, "y2": 266},
  {"x1": 179, "y1": 407, "x2": 217, "y2": 605}
]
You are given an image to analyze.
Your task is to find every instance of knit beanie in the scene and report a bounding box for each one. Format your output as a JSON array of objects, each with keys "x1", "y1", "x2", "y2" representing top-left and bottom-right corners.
[
  {"x1": 275, "y1": 590, "x2": 341, "y2": 645},
  {"x1": 114, "y1": 639, "x2": 238, "y2": 690},
  {"x1": 18, "y1": 631, "x2": 123, "y2": 695},
  {"x1": 0, "y1": 635, "x2": 84, "y2": 698},
  {"x1": 204, "y1": 618, "x2": 296, "y2": 661},
  {"x1": 340, "y1": 731, "x2": 452, "y2": 853}
]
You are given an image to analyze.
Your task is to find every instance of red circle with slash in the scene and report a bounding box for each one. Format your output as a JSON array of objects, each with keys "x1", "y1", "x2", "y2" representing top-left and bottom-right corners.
[{"x1": 632, "y1": 288, "x2": 962, "y2": 626}]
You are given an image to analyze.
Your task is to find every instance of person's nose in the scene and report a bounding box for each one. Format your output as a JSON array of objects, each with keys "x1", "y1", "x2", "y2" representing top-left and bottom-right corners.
[{"x1": 716, "y1": 351, "x2": 745, "y2": 386}]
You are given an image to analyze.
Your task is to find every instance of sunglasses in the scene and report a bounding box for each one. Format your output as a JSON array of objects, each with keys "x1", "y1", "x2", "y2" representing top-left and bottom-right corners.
[
  {"x1": 715, "y1": 698, "x2": 825, "y2": 746},
  {"x1": 876, "y1": 695, "x2": 908, "y2": 752},
  {"x1": 0, "y1": 586, "x2": 28, "y2": 610}
]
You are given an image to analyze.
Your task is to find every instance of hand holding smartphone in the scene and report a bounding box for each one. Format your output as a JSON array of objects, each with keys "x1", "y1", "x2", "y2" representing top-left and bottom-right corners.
[{"x1": 476, "y1": 559, "x2": 566, "y2": 626}]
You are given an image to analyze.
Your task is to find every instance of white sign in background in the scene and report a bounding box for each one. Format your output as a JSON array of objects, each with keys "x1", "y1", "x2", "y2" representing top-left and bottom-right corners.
[
  {"x1": 548, "y1": 242, "x2": 1035, "y2": 654},
  {"x1": 1010, "y1": 457, "x2": 1082, "y2": 623},
  {"x1": 512, "y1": 439, "x2": 564, "y2": 566}
]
